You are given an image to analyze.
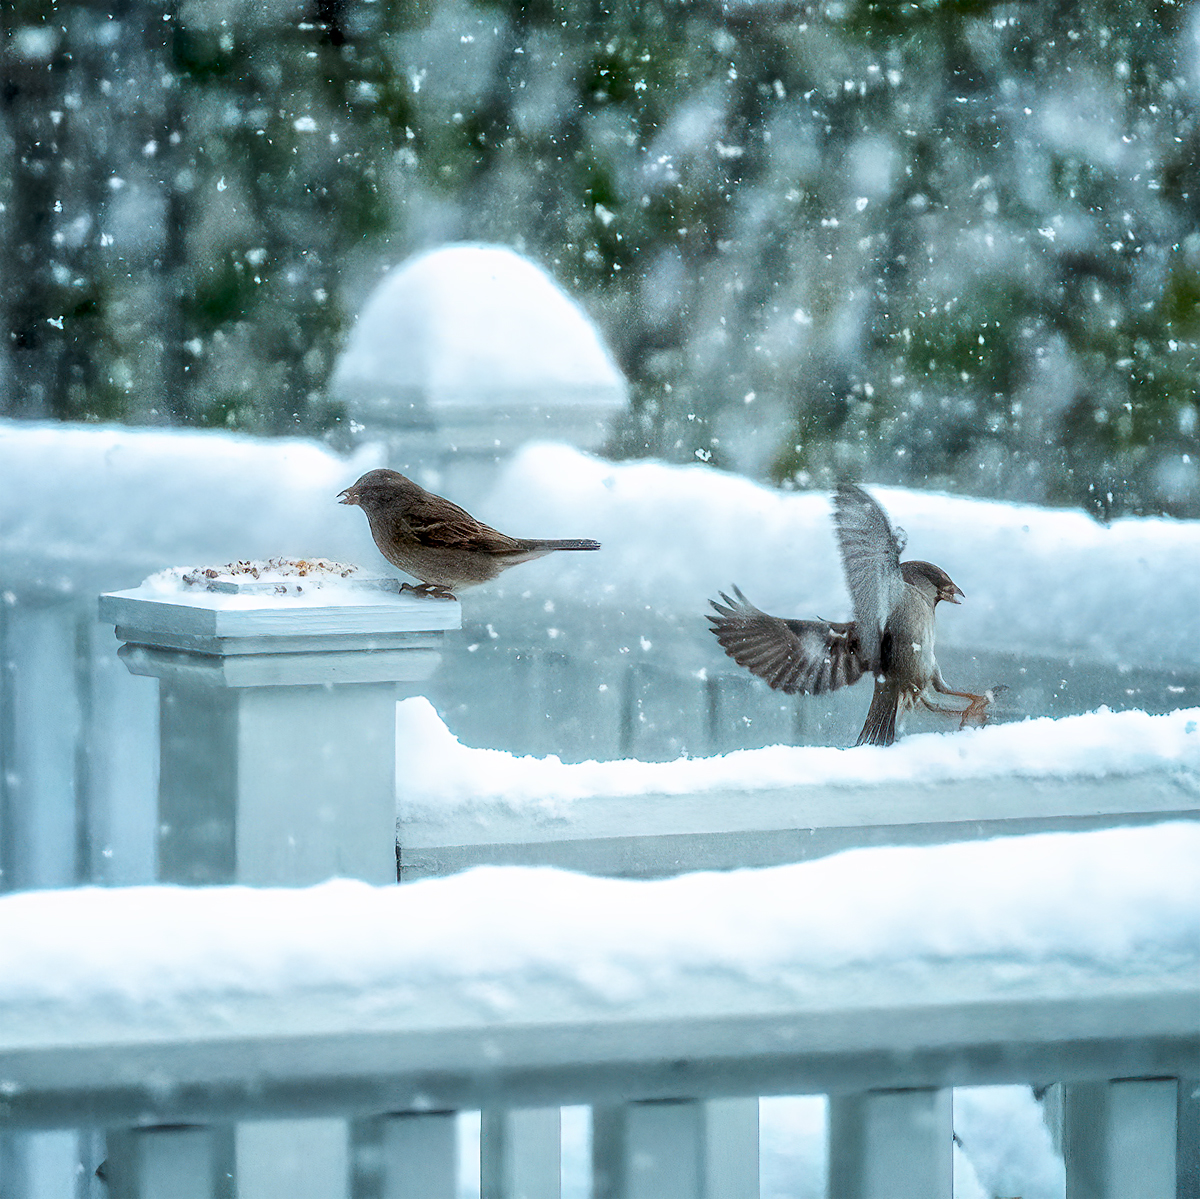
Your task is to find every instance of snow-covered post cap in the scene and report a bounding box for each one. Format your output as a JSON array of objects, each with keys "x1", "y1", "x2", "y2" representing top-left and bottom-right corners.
[
  {"x1": 330, "y1": 244, "x2": 628, "y2": 477},
  {"x1": 101, "y1": 559, "x2": 460, "y2": 686},
  {"x1": 100, "y1": 560, "x2": 461, "y2": 888}
]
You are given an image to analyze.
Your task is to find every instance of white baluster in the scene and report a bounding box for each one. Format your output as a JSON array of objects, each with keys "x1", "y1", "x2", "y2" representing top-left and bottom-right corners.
[
  {"x1": 102, "y1": 1127, "x2": 221, "y2": 1199},
  {"x1": 1064, "y1": 1078, "x2": 1177, "y2": 1199},
  {"x1": 481, "y1": 1106, "x2": 561, "y2": 1199},
  {"x1": 827, "y1": 1088, "x2": 953, "y2": 1199},
  {"x1": 592, "y1": 1098, "x2": 758, "y2": 1199},
  {"x1": 381, "y1": 1112, "x2": 458, "y2": 1199}
]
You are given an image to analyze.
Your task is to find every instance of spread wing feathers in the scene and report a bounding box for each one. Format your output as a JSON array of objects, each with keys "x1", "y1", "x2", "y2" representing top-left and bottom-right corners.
[
  {"x1": 399, "y1": 490, "x2": 525, "y2": 553},
  {"x1": 833, "y1": 483, "x2": 905, "y2": 671},
  {"x1": 707, "y1": 587, "x2": 867, "y2": 695}
]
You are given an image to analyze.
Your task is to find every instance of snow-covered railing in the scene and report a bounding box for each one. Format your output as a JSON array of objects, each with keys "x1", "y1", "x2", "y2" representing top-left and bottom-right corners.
[
  {"x1": 4, "y1": 420, "x2": 1200, "y2": 1197},
  {"x1": 5, "y1": 420, "x2": 1200, "y2": 894},
  {"x1": 6, "y1": 582, "x2": 1200, "y2": 1195},
  {"x1": 2, "y1": 826, "x2": 1198, "y2": 1196},
  {"x1": 395, "y1": 699, "x2": 1200, "y2": 879}
]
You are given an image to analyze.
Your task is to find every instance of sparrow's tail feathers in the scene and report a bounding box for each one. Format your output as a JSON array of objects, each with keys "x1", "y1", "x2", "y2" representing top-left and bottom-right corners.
[
  {"x1": 857, "y1": 679, "x2": 899, "y2": 746},
  {"x1": 524, "y1": 538, "x2": 601, "y2": 551}
]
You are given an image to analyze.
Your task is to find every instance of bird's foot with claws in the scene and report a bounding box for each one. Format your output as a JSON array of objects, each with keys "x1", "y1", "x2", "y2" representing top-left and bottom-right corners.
[
  {"x1": 958, "y1": 684, "x2": 1009, "y2": 728},
  {"x1": 400, "y1": 582, "x2": 458, "y2": 601}
]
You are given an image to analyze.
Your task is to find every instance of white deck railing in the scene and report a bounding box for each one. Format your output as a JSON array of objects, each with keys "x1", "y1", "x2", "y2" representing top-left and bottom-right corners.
[
  {"x1": 2, "y1": 847, "x2": 1196, "y2": 1195},
  {"x1": 393, "y1": 698, "x2": 1200, "y2": 881},
  {"x1": 3, "y1": 424, "x2": 1200, "y2": 1197},
  {"x1": 1, "y1": 577, "x2": 1197, "y2": 1198},
  {"x1": 5, "y1": 421, "x2": 1200, "y2": 892}
]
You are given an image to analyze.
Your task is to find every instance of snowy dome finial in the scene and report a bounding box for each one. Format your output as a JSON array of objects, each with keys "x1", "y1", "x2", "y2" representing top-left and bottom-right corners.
[{"x1": 330, "y1": 244, "x2": 628, "y2": 464}]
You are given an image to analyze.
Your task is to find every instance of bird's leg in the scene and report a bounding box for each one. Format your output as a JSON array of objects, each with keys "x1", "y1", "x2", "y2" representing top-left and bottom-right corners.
[
  {"x1": 920, "y1": 695, "x2": 990, "y2": 727},
  {"x1": 929, "y1": 668, "x2": 1008, "y2": 727},
  {"x1": 400, "y1": 582, "x2": 459, "y2": 601}
]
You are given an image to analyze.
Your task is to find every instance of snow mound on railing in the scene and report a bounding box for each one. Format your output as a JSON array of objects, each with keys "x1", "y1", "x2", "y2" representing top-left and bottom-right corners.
[
  {"x1": 1, "y1": 823, "x2": 1197, "y2": 1029},
  {"x1": 396, "y1": 697, "x2": 1200, "y2": 817},
  {"x1": 0, "y1": 421, "x2": 383, "y2": 590},
  {"x1": 4, "y1": 421, "x2": 1199, "y2": 666}
]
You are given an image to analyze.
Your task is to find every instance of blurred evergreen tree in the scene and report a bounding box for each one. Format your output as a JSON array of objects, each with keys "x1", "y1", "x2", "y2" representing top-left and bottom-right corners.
[{"x1": 1, "y1": 0, "x2": 1196, "y2": 514}]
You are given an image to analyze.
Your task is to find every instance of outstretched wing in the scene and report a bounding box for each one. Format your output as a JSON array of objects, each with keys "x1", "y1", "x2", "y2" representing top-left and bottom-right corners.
[
  {"x1": 400, "y1": 490, "x2": 524, "y2": 553},
  {"x1": 833, "y1": 483, "x2": 905, "y2": 671},
  {"x1": 707, "y1": 586, "x2": 867, "y2": 694}
]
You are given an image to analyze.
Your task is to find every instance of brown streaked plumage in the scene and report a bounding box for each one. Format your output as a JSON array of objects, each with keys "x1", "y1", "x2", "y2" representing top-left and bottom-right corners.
[
  {"x1": 708, "y1": 483, "x2": 999, "y2": 746},
  {"x1": 339, "y1": 469, "x2": 599, "y2": 600}
]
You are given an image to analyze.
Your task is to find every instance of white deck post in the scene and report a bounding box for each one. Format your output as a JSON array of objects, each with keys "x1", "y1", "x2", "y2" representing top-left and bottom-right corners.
[
  {"x1": 99, "y1": 577, "x2": 460, "y2": 1198},
  {"x1": 592, "y1": 1098, "x2": 758, "y2": 1199},
  {"x1": 826, "y1": 1088, "x2": 953, "y2": 1199},
  {"x1": 101, "y1": 579, "x2": 458, "y2": 886},
  {"x1": 481, "y1": 1106, "x2": 562, "y2": 1199},
  {"x1": 1063, "y1": 1078, "x2": 1178, "y2": 1199}
]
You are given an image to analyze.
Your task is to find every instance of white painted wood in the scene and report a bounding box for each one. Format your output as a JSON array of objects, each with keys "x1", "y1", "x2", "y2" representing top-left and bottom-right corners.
[
  {"x1": 1064, "y1": 1079, "x2": 1178, "y2": 1199},
  {"x1": 827, "y1": 1088, "x2": 953, "y2": 1199},
  {"x1": 98, "y1": 591, "x2": 460, "y2": 1199},
  {"x1": 1180, "y1": 1079, "x2": 1200, "y2": 1199},
  {"x1": 104, "y1": 1126, "x2": 217, "y2": 1199},
  {"x1": 120, "y1": 643, "x2": 444, "y2": 688},
  {"x1": 152, "y1": 679, "x2": 400, "y2": 885},
  {"x1": 4, "y1": 980, "x2": 1196, "y2": 1128},
  {"x1": 703, "y1": 1098, "x2": 759, "y2": 1199},
  {"x1": 593, "y1": 1101, "x2": 701, "y2": 1199},
  {"x1": 0, "y1": 601, "x2": 83, "y2": 890},
  {"x1": 400, "y1": 774, "x2": 1199, "y2": 863},
  {"x1": 85, "y1": 623, "x2": 159, "y2": 885},
  {"x1": 236, "y1": 1119, "x2": 347, "y2": 1199},
  {"x1": 0, "y1": 1130, "x2": 82, "y2": 1199},
  {"x1": 102, "y1": 588, "x2": 459, "y2": 887},
  {"x1": 481, "y1": 1106, "x2": 561, "y2": 1199},
  {"x1": 592, "y1": 1100, "x2": 758, "y2": 1199},
  {"x1": 100, "y1": 587, "x2": 461, "y2": 641},
  {"x1": 380, "y1": 1112, "x2": 457, "y2": 1199}
]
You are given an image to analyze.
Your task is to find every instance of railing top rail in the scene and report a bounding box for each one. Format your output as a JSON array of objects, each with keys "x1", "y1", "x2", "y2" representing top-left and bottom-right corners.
[
  {"x1": 3, "y1": 822, "x2": 1198, "y2": 1127},
  {"x1": 397, "y1": 702, "x2": 1200, "y2": 876}
]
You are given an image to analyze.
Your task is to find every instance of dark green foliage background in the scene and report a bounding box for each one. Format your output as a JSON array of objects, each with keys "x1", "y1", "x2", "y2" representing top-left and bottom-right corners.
[{"x1": 2, "y1": 0, "x2": 1197, "y2": 517}]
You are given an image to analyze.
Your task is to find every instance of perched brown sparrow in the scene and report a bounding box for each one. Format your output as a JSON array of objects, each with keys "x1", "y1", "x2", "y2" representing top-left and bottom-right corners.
[
  {"x1": 338, "y1": 469, "x2": 600, "y2": 599},
  {"x1": 708, "y1": 483, "x2": 997, "y2": 746}
]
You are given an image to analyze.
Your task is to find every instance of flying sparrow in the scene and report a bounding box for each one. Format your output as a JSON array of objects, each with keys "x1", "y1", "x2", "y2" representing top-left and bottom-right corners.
[{"x1": 708, "y1": 483, "x2": 998, "y2": 745}]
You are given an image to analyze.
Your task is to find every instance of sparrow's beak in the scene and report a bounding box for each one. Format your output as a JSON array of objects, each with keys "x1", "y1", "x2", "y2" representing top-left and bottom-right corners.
[
  {"x1": 338, "y1": 488, "x2": 357, "y2": 506},
  {"x1": 941, "y1": 583, "x2": 964, "y2": 604}
]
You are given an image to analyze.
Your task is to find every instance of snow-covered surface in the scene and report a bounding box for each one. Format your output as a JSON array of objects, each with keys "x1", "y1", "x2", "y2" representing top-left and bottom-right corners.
[
  {"x1": 330, "y1": 244, "x2": 628, "y2": 411},
  {"x1": 953, "y1": 1086, "x2": 1065, "y2": 1199},
  {"x1": 0, "y1": 420, "x2": 384, "y2": 593},
  {"x1": 4, "y1": 421, "x2": 1198, "y2": 671},
  {"x1": 125, "y1": 560, "x2": 425, "y2": 612},
  {"x1": 481, "y1": 443, "x2": 1200, "y2": 668},
  {"x1": 1, "y1": 823, "x2": 1197, "y2": 1050},
  {"x1": 396, "y1": 697, "x2": 1200, "y2": 817},
  {"x1": 147, "y1": 557, "x2": 373, "y2": 596}
]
